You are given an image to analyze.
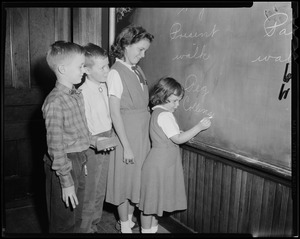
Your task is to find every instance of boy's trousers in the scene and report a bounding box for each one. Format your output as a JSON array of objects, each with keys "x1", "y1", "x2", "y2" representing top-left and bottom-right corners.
[
  {"x1": 44, "y1": 151, "x2": 87, "y2": 233},
  {"x1": 79, "y1": 129, "x2": 112, "y2": 233}
]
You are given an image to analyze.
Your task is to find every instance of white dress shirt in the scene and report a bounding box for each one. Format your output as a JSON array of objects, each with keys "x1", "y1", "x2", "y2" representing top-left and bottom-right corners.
[{"x1": 80, "y1": 79, "x2": 112, "y2": 135}]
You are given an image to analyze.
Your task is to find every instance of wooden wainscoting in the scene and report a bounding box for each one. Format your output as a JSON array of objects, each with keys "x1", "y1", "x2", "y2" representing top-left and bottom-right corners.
[{"x1": 171, "y1": 144, "x2": 293, "y2": 237}]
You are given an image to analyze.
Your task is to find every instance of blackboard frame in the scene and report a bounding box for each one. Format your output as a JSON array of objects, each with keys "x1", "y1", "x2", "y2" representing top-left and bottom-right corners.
[{"x1": 187, "y1": 139, "x2": 292, "y2": 180}]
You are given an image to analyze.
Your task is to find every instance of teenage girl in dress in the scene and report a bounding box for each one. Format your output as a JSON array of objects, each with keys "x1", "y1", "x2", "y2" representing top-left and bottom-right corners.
[
  {"x1": 138, "y1": 76, "x2": 211, "y2": 233},
  {"x1": 106, "y1": 25, "x2": 154, "y2": 233}
]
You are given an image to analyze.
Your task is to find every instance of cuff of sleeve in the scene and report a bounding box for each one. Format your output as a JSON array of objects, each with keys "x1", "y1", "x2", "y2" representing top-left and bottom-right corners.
[
  {"x1": 167, "y1": 132, "x2": 180, "y2": 139},
  {"x1": 90, "y1": 135, "x2": 97, "y2": 148},
  {"x1": 59, "y1": 173, "x2": 74, "y2": 188}
]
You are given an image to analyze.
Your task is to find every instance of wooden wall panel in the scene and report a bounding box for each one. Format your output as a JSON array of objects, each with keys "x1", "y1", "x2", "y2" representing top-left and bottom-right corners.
[
  {"x1": 284, "y1": 192, "x2": 293, "y2": 235},
  {"x1": 4, "y1": 8, "x2": 12, "y2": 88},
  {"x1": 73, "y1": 8, "x2": 102, "y2": 46},
  {"x1": 219, "y1": 164, "x2": 231, "y2": 233},
  {"x1": 278, "y1": 186, "x2": 290, "y2": 234},
  {"x1": 258, "y1": 180, "x2": 272, "y2": 236},
  {"x1": 4, "y1": 120, "x2": 46, "y2": 141},
  {"x1": 4, "y1": 141, "x2": 18, "y2": 177},
  {"x1": 11, "y1": 8, "x2": 30, "y2": 88},
  {"x1": 248, "y1": 176, "x2": 264, "y2": 236},
  {"x1": 228, "y1": 168, "x2": 242, "y2": 233},
  {"x1": 202, "y1": 159, "x2": 213, "y2": 233},
  {"x1": 29, "y1": 8, "x2": 55, "y2": 89},
  {"x1": 272, "y1": 184, "x2": 290, "y2": 236},
  {"x1": 187, "y1": 151, "x2": 197, "y2": 229},
  {"x1": 4, "y1": 105, "x2": 43, "y2": 122},
  {"x1": 5, "y1": 174, "x2": 31, "y2": 203},
  {"x1": 265, "y1": 180, "x2": 277, "y2": 235},
  {"x1": 211, "y1": 161, "x2": 222, "y2": 232},
  {"x1": 17, "y1": 139, "x2": 34, "y2": 176},
  {"x1": 55, "y1": 8, "x2": 71, "y2": 41},
  {"x1": 238, "y1": 171, "x2": 252, "y2": 233},
  {"x1": 194, "y1": 155, "x2": 205, "y2": 233},
  {"x1": 180, "y1": 149, "x2": 189, "y2": 225},
  {"x1": 172, "y1": 145, "x2": 293, "y2": 236},
  {"x1": 5, "y1": 88, "x2": 48, "y2": 106}
]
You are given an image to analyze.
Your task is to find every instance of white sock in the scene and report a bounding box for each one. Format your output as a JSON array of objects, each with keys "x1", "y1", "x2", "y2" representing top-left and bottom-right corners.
[
  {"x1": 151, "y1": 225, "x2": 158, "y2": 233},
  {"x1": 141, "y1": 227, "x2": 153, "y2": 233},
  {"x1": 120, "y1": 220, "x2": 132, "y2": 233},
  {"x1": 128, "y1": 214, "x2": 135, "y2": 228}
]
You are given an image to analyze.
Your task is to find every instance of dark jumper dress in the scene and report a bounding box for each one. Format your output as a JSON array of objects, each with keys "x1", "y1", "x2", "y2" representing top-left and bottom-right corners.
[
  {"x1": 106, "y1": 61, "x2": 151, "y2": 205},
  {"x1": 138, "y1": 107, "x2": 187, "y2": 216}
]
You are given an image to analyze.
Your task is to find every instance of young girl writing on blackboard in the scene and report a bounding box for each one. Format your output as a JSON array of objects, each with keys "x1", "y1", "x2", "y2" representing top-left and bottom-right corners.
[{"x1": 138, "y1": 77, "x2": 211, "y2": 233}]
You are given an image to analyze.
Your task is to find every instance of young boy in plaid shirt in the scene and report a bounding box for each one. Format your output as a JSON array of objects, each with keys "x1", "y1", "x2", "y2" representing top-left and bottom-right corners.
[{"x1": 42, "y1": 41, "x2": 91, "y2": 233}]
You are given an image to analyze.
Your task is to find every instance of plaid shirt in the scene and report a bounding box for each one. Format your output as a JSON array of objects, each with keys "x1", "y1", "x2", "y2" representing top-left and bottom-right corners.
[{"x1": 42, "y1": 82, "x2": 91, "y2": 188}]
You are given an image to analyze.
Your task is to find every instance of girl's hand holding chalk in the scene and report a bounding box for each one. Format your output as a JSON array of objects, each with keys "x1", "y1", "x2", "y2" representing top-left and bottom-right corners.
[{"x1": 199, "y1": 116, "x2": 212, "y2": 130}]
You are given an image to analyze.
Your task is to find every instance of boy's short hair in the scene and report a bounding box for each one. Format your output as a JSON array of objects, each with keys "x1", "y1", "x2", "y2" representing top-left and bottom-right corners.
[
  {"x1": 84, "y1": 43, "x2": 108, "y2": 68},
  {"x1": 46, "y1": 41, "x2": 85, "y2": 72}
]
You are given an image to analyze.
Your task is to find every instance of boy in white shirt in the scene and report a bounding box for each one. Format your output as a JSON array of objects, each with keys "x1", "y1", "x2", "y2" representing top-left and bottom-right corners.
[{"x1": 79, "y1": 43, "x2": 115, "y2": 233}]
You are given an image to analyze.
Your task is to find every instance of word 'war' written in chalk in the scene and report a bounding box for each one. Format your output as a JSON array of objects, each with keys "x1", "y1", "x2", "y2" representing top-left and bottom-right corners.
[{"x1": 251, "y1": 53, "x2": 291, "y2": 63}]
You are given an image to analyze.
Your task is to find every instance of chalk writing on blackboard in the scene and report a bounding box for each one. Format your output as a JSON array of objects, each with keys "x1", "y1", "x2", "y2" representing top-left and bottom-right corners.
[
  {"x1": 251, "y1": 53, "x2": 291, "y2": 63},
  {"x1": 171, "y1": 8, "x2": 219, "y2": 61},
  {"x1": 177, "y1": 8, "x2": 205, "y2": 21},
  {"x1": 127, "y1": 3, "x2": 292, "y2": 170},
  {"x1": 252, "y1": 6, "x2": 292, "y2": 63},
  {"x1": 182, "y1": 74, "x2": 214, "y2": 117},
  {"x1": 170, "y1": 23, "x2": 219, "y2": 40},
  {"x1": 264, "y1": 12, "x2": 291, "y2": 37},
  {"x1": 172, "y1": 44, "x2": 210, "y2": 61},
  {"x1": 170, "y1": 8, "x2": 215, "y2": 118}
]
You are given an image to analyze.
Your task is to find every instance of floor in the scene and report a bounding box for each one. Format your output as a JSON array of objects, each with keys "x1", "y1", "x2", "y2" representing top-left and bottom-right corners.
[{"x1": 3, "y1": 196, "x2": 193, "y2": 235}]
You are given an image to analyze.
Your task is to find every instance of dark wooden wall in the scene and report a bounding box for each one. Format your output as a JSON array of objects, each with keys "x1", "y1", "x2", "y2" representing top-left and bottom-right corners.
[
  {"x1": 3, "y1": 7, "x2": 108, "y2": 203},
  {"x1": 171, "y1": 145, "x2": 293, "y2": 237}
]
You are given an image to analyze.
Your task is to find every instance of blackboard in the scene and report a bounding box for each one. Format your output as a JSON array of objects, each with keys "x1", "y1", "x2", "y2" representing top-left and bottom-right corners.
[{"x1": 120, "y1": 2, "x2": 293, "y2": 171}]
